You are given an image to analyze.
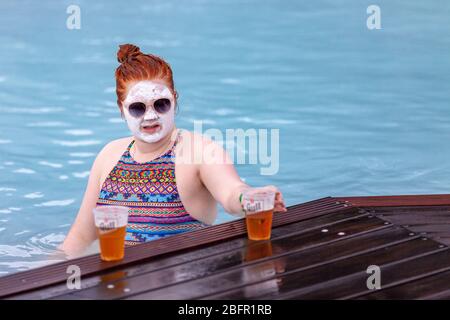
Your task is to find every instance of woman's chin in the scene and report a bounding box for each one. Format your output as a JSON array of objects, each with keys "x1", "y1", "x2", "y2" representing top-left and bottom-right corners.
[{"x1": 135, "y1": 129, "x2": 165, "y2": 143}]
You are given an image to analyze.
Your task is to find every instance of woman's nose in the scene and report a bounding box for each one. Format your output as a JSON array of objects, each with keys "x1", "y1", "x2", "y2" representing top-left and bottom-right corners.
[{"x1": 143, "y1": 108, "x2": 159, "y2": 120}]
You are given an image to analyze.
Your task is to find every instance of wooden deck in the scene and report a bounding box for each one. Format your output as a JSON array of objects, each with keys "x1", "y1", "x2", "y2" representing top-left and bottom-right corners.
[{"x1": 1, "y1": 194, "x2": 450, "y2": 300}]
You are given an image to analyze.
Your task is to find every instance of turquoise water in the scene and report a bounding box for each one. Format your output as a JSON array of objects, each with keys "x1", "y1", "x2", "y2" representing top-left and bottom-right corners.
[{"x1": 1, "y1": 0, "x2": 449, "y2": 275}]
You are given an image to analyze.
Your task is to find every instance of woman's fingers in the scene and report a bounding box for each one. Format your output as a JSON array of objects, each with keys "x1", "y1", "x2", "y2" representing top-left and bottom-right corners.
[
  {"x1": 274, "y1": 200, "x2": 287, "y2": 212},
  {"x1": 274, "y1": 204, "x2": 287, "y2": 212},
  {"x1": 259, "y1": 185, "x2": 287, "y2": 213}
]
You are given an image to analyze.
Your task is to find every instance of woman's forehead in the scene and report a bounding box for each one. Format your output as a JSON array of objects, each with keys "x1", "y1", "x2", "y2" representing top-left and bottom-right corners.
[{"x1": 125, "y1": 80, "x2": 173, "y2": 101}]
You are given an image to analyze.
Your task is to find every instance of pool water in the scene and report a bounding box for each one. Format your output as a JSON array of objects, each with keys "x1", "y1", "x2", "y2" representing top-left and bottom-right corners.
[{"x1": 1, "y1": 0, "x2": 450, "y2": 275}]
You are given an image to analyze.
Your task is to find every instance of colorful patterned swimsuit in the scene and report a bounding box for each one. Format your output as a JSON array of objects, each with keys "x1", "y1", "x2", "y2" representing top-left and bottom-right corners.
[{"x1": 96, "y1": 130, "x2": 207, "y2": 245}]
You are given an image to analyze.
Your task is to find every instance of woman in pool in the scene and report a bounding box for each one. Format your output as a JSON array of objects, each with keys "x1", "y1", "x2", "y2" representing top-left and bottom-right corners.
[{"x1": 61, "y1": 44, "x2": 287, "y2": 257}]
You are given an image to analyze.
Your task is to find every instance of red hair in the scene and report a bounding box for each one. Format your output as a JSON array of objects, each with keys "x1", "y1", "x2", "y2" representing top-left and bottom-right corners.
[{"x1": 115, "y1": 44, "x2": 178, "y2": 111}]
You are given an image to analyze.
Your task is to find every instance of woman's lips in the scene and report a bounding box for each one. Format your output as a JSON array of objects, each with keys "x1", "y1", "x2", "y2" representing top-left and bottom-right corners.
[{"x1": 140, "y1": 124, "x2": 161, "y2": 134}]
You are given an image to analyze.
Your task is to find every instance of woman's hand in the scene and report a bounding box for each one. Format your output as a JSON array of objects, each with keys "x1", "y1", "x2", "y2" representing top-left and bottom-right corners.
[{"x1": 251, "y1": 185, "x2": 287, "y2": 213}]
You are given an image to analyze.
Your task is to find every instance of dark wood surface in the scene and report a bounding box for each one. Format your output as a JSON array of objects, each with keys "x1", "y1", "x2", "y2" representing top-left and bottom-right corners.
[
  {"x1": 1, "y1": 194, "x2": 450, "y2": 300},
  {"x1": 361, "y1": 205, "x2": 450, "y2": 245},
  {"x1": 335, "y1": 193, "x2": 450, "y2": 207},
  {"x1": 0, "y1": 197, "x2": 348, "y2": 298}
]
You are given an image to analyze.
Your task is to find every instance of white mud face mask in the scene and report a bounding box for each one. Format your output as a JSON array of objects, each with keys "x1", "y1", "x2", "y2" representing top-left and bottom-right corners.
[{"x1": 122, "y1": 80, "x2": 176, "y2": 143}]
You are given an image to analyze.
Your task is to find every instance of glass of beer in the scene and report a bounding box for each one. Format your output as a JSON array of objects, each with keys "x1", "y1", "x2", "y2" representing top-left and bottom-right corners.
[
  {"x1": 93, "y1": 205, "x2": 129, "y2": 261},
  {"x1": 241, "y1": 189, "x2": 276, "y2": 241}
]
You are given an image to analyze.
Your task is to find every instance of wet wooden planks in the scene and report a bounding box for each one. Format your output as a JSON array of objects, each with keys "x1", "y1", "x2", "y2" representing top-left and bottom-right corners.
[
  {"x1": 129, "y1": 226, "x2": 429, "y2": 300},
  {"x1": 335, "y1": 194, "x2": 450, "y2": 207},
  {"x1": 0, "y1": 197, "x2": 349, "y2": 299},
  {"x1": 362, "y1": 205, "x2": 450, "y2": 245},
  {"x1": 2, "y1": 194, "x2": 450, "y2": 300},
  {"x1": 55, "y1": 214, "x2": 447, "y2": 300},
  {"x1": 10, "y1": 207, "x2": 362, "y2": 299},
  {"x1": 57, "y1": 211, "x2": 388, "y2": 299},
  {"x1": 275, "y1": 244, "x2": 450, "y2": 300},
  {"x1": 358, "y1": 268, "x2": 450, "y2": 300}
]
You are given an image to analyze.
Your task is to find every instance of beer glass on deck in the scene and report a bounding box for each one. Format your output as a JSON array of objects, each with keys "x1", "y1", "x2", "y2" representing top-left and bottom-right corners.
[
  {"x1": 241, "y1": 189, "x2": 276, "y2": 241},
  {"x1": 93, "y1": 205, "x2": 129, "y2": 261}
]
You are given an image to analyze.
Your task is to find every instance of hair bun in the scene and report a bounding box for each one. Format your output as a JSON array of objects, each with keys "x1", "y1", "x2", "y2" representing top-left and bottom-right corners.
[{"x1": 117, "y1": 44, "x2": 141, "y2": 63}]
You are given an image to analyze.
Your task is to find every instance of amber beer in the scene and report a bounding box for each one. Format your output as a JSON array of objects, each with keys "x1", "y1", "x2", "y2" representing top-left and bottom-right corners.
[
  {"x1": 242, "y1": 189, "x2": 276, "y2": 241},
  {"x1": 245, "y1": 210, "x2": 274, "y2": 240},
  {"x1": 97, "y1": 225, "x2": 127, "y2": 261},
  {"x1": 93, "y1": 206, "x2": 129, "y2": 261}
]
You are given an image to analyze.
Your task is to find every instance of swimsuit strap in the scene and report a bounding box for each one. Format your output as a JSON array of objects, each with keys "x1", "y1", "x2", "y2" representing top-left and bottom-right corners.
[{"x1": 168, "y1": 128, "x2": 182, "y2": 156}]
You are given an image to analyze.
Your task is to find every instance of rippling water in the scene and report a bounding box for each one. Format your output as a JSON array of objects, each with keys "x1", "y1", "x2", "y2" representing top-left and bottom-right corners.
[{"x1": 0, "y1": 0, "x2": 449, "y2": 275}]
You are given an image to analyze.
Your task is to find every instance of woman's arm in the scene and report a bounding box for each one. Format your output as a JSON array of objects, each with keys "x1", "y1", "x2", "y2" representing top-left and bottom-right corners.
[
  {"x1": 59, "y1": 145, "x2": 107, "y2": 258},
  {"x1": 198, "y1": 136, "x2": 287, "y2": 216}
]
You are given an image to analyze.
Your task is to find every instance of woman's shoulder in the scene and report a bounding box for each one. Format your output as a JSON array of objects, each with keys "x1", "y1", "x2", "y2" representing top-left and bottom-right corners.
[
  {"x1": 93, "y1": 136, "x2": 134, "y2": 183},
  {"x1": 97, "y1": 136, "x2": 134, "y2": 160}
]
